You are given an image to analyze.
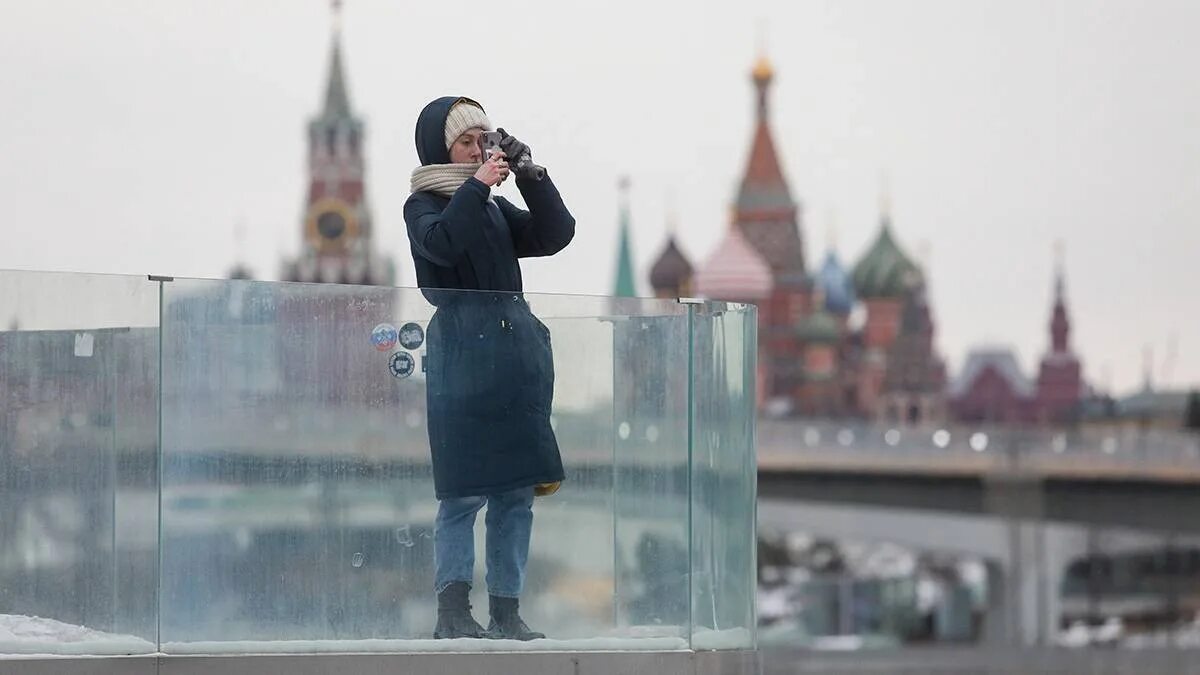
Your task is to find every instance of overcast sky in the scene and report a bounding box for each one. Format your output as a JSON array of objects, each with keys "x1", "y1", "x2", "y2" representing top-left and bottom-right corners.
[{"x1": 1, "y1": 0, "x2": 1197, "y2": 394}]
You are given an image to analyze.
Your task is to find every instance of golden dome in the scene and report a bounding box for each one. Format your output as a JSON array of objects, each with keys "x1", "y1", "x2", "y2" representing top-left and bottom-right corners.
[{"x1": 752, "y1": 54, "x2": 774, "y2": 82}]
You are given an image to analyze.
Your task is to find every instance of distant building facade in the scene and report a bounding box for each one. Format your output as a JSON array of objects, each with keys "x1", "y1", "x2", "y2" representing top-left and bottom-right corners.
[{"x1": 949, "y1": 259, "x2": 1085, "y2": 426}]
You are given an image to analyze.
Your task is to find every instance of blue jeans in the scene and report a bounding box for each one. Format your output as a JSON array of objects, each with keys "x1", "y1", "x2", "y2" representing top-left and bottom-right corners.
[{"x1": 434, "y1": 486, "x2": 535, "y2": 598}]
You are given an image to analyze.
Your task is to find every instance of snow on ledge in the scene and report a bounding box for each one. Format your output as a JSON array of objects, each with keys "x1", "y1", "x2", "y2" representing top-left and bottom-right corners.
[
  {"x1": 0, "y1": 614, "x2": 155, "y2": 656},
  {"x1": 2, "y1": 615, "x2": 753, "y2": 657},
  {"x1": 691, "y1": 628, "x2": 753, "y2": 650},
  {"x1": 162, "y1": 635, "x2": 690, "y2": 654}
]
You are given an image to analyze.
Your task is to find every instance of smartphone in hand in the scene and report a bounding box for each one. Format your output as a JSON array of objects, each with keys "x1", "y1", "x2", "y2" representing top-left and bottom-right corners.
[{"x1": 480, "y1": 131, "x2": 503, "y2": 162}]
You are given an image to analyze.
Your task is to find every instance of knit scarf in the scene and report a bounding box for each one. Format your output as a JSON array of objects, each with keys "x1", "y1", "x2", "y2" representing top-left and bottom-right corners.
[{"x1": 410, "y1": 163, "x2": 485, "y2": 197}]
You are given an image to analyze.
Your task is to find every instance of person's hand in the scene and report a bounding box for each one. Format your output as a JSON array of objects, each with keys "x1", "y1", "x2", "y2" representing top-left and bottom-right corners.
[
  {"x1": 497, "y1": 128, "x2": 531, "y2": 163},
  {"x1": 473, "y1": 151, "x2": 510, "y2": 186}
]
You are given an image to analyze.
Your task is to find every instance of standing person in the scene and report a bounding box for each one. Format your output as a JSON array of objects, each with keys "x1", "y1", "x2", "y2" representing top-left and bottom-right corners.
[{"x1": 405, "y1": 96, "x2": 574, "y2": 640}]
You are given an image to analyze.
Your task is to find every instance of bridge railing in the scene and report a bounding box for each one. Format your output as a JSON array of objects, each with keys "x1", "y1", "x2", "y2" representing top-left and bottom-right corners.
[
  {"x1": 758, "y1": 419, "x2": 1200, "y2": 479},
  {"x1": 0, "y1": 269, "x2": 758, "y2": 657}
]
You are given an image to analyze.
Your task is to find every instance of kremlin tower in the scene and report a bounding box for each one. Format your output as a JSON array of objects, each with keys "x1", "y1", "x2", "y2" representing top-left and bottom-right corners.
[
  {"x1": 1034, "y1": 245, "x2": 1084, "y2": 424},
  {"x1": 281, "y1": 2, "x2": 394, "y2": 286}
]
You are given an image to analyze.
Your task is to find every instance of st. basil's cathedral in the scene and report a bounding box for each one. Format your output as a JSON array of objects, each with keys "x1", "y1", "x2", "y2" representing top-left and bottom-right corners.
[{"x1": 639, "y1": 55, "x2": 1085, "y2": 426}]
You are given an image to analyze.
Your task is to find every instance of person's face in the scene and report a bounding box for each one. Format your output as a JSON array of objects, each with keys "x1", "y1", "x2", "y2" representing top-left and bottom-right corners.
[{"x1": 449, "y1": 128, "x2": 483, "y2": 164}]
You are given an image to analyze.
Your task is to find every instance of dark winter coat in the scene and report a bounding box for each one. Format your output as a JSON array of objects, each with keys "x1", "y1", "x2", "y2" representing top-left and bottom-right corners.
[{"x1": 404, "y1": 96, "x2": 575, "y2": 500}]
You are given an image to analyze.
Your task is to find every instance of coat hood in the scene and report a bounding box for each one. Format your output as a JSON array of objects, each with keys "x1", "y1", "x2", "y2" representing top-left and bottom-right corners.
[{"x1": 415, "y1": 95, "x2": 486, "y2": 166}]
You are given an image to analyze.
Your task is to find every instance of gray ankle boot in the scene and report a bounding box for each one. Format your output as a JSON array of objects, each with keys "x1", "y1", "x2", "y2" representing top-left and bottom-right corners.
[
  {"x1": 485, "y1": 595, "x2": 545, "y2": 640},
  {"x1": 433, "y1": 582, "x2": 485, "y2": 639}
]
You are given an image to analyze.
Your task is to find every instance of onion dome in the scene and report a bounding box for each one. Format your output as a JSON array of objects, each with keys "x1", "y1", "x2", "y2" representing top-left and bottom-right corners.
[
  {"x1": 797, "y1": 308, "x2": 841, "y2": 344},
  {"x1": 815, "y1": 250, "x2": 855, "y2": 315},
  {"x1": 649, "y1": 235, "x2": 693, "y2": 295},
  {"x1": 695, "y1": 226, "x2": 774, "y2": 301},
  {"x1": 852, "y1": 220, "x2": 923, "y2": 300}
]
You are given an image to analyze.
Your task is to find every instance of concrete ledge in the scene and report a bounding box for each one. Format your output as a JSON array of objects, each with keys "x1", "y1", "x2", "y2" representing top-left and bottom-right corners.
[
  {"x1": 0, "y1": 656, "x2": 156, "y2": 675},
  {"x1": 1, "y1": 649, "x2": 759, "y2": 675}
]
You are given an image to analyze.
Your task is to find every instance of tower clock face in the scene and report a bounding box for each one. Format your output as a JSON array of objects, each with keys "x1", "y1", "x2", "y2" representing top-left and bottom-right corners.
[
  {"x1": 305, "y1": 197, "x2": 358, "y2": 252},
  {"x1": 317, "y1": 210, "x2": 346, "y2": 240}
]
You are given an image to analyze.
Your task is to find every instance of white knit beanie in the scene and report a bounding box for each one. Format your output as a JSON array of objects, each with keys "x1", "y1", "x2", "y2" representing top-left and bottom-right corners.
[{"x1": 443, "y1": 100, "x2": 493, "y2": 150}]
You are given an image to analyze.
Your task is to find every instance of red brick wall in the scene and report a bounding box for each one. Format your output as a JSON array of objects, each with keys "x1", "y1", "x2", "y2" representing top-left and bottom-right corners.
[
  {"x1": 864, "y1": 299, "x2": 902, "y2": 350},
  {"x1": 950, "y1": 366, "x2": 1035, "y2": 425}
]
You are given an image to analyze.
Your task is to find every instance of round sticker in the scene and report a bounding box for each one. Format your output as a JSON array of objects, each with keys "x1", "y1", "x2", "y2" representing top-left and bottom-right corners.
[
  {"x1": 399, "y1": 322, "x2": 425, "y2": 350},
  {"x1": 371, "y1": 323, "x2": 398, "y2": 352},
  {"x1": 389, "y1": 351, "x2": 415, "y2": 379}
]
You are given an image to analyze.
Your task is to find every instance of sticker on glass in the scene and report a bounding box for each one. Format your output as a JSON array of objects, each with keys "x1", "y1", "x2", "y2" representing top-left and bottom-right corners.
[
  {"x1": 389, "y1": 351, "x2": 415, "y2": 379},
  {"x1": 371, "y1": 323, "x2": 398, "y2": 352},
  {"x1": 399, "y1": 322, "x2": 425, "y2": 350},
  {"x1": 74, "y1": 332, "x2": 94, "y2": 358}
]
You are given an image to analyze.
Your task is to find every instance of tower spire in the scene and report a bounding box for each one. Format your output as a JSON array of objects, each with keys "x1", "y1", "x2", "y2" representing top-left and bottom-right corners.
[
  {"x1": 613, "y1": 176, "x2": 637, "y2": 298},
  {"x1": 1143, "y1": 345, "x2": 1154, "y2": 392},
  {"x1": 879, "y1": 170, "x2": 892, "y2": 224},
  {"x1": 751, "y1": 48, "x2": 774, "y2": 120},
  {"x1": 665, "y1": 186, "x2": 678, "y2": 236},
  {"x1": 751, "y1": 21, "x2": 774, "y2": 120},
  {"x1": 322, "y1": 1, "x2": 352, "y2": 120},
  {"x1": 1053, "y1": 239, "x2": 1065, "y2": 300},
  {"x1": 1048, "y1": 241, "x2": 1071, "y2": 354}
]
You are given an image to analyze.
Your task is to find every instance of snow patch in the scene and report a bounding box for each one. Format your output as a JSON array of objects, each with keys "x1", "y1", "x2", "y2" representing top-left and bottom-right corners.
[
  {"x1": 690, "y1": 628, "x2": 753, "y2": 650},
  {"x1": 0, "y1": 614, "x2": 154, "y2": 656},
  {"x1": 1, "y1": 616, "x2": 755, "y2": 657},
  {"x1": 162, "y1": 635, "x2": 689, "y2": 654}
]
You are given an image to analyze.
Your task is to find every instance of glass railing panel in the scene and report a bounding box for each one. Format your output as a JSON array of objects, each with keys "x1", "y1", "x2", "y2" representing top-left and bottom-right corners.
[
  {"x1": 610, "y1": 300, "x2": 691, "y2": 638},
  {"x1": 158, "y1": 279, "x2": 697, "y2": 652},
  {"x1": 689, "y1": 302, "x2": 758, "y2": 650},
  {"x1": 0, "y1": 270, "x2": 159, "y2": 655}
]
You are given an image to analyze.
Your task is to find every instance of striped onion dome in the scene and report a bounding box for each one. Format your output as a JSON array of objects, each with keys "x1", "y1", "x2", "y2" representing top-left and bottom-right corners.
[{"x1": 694, "y1": 226, "x2": 774, "y2": 301}]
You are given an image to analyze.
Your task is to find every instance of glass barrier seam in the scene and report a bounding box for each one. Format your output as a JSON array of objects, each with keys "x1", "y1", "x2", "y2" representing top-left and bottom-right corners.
[
  {"x1": 685, "y1": 302, "x2": 696, "y2": 649},
  {"x1": 154, "y1": 276, "x2": 167, "y2": 651}
]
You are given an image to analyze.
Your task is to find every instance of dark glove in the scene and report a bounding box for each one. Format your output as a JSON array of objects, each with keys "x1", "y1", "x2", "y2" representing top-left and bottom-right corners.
[
  {"x1": 497, "y1": 128, "x2": 545, "y2": 181},
  {"x1": 497, "y1": 128, "x2": 531, "y2": 163}
]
